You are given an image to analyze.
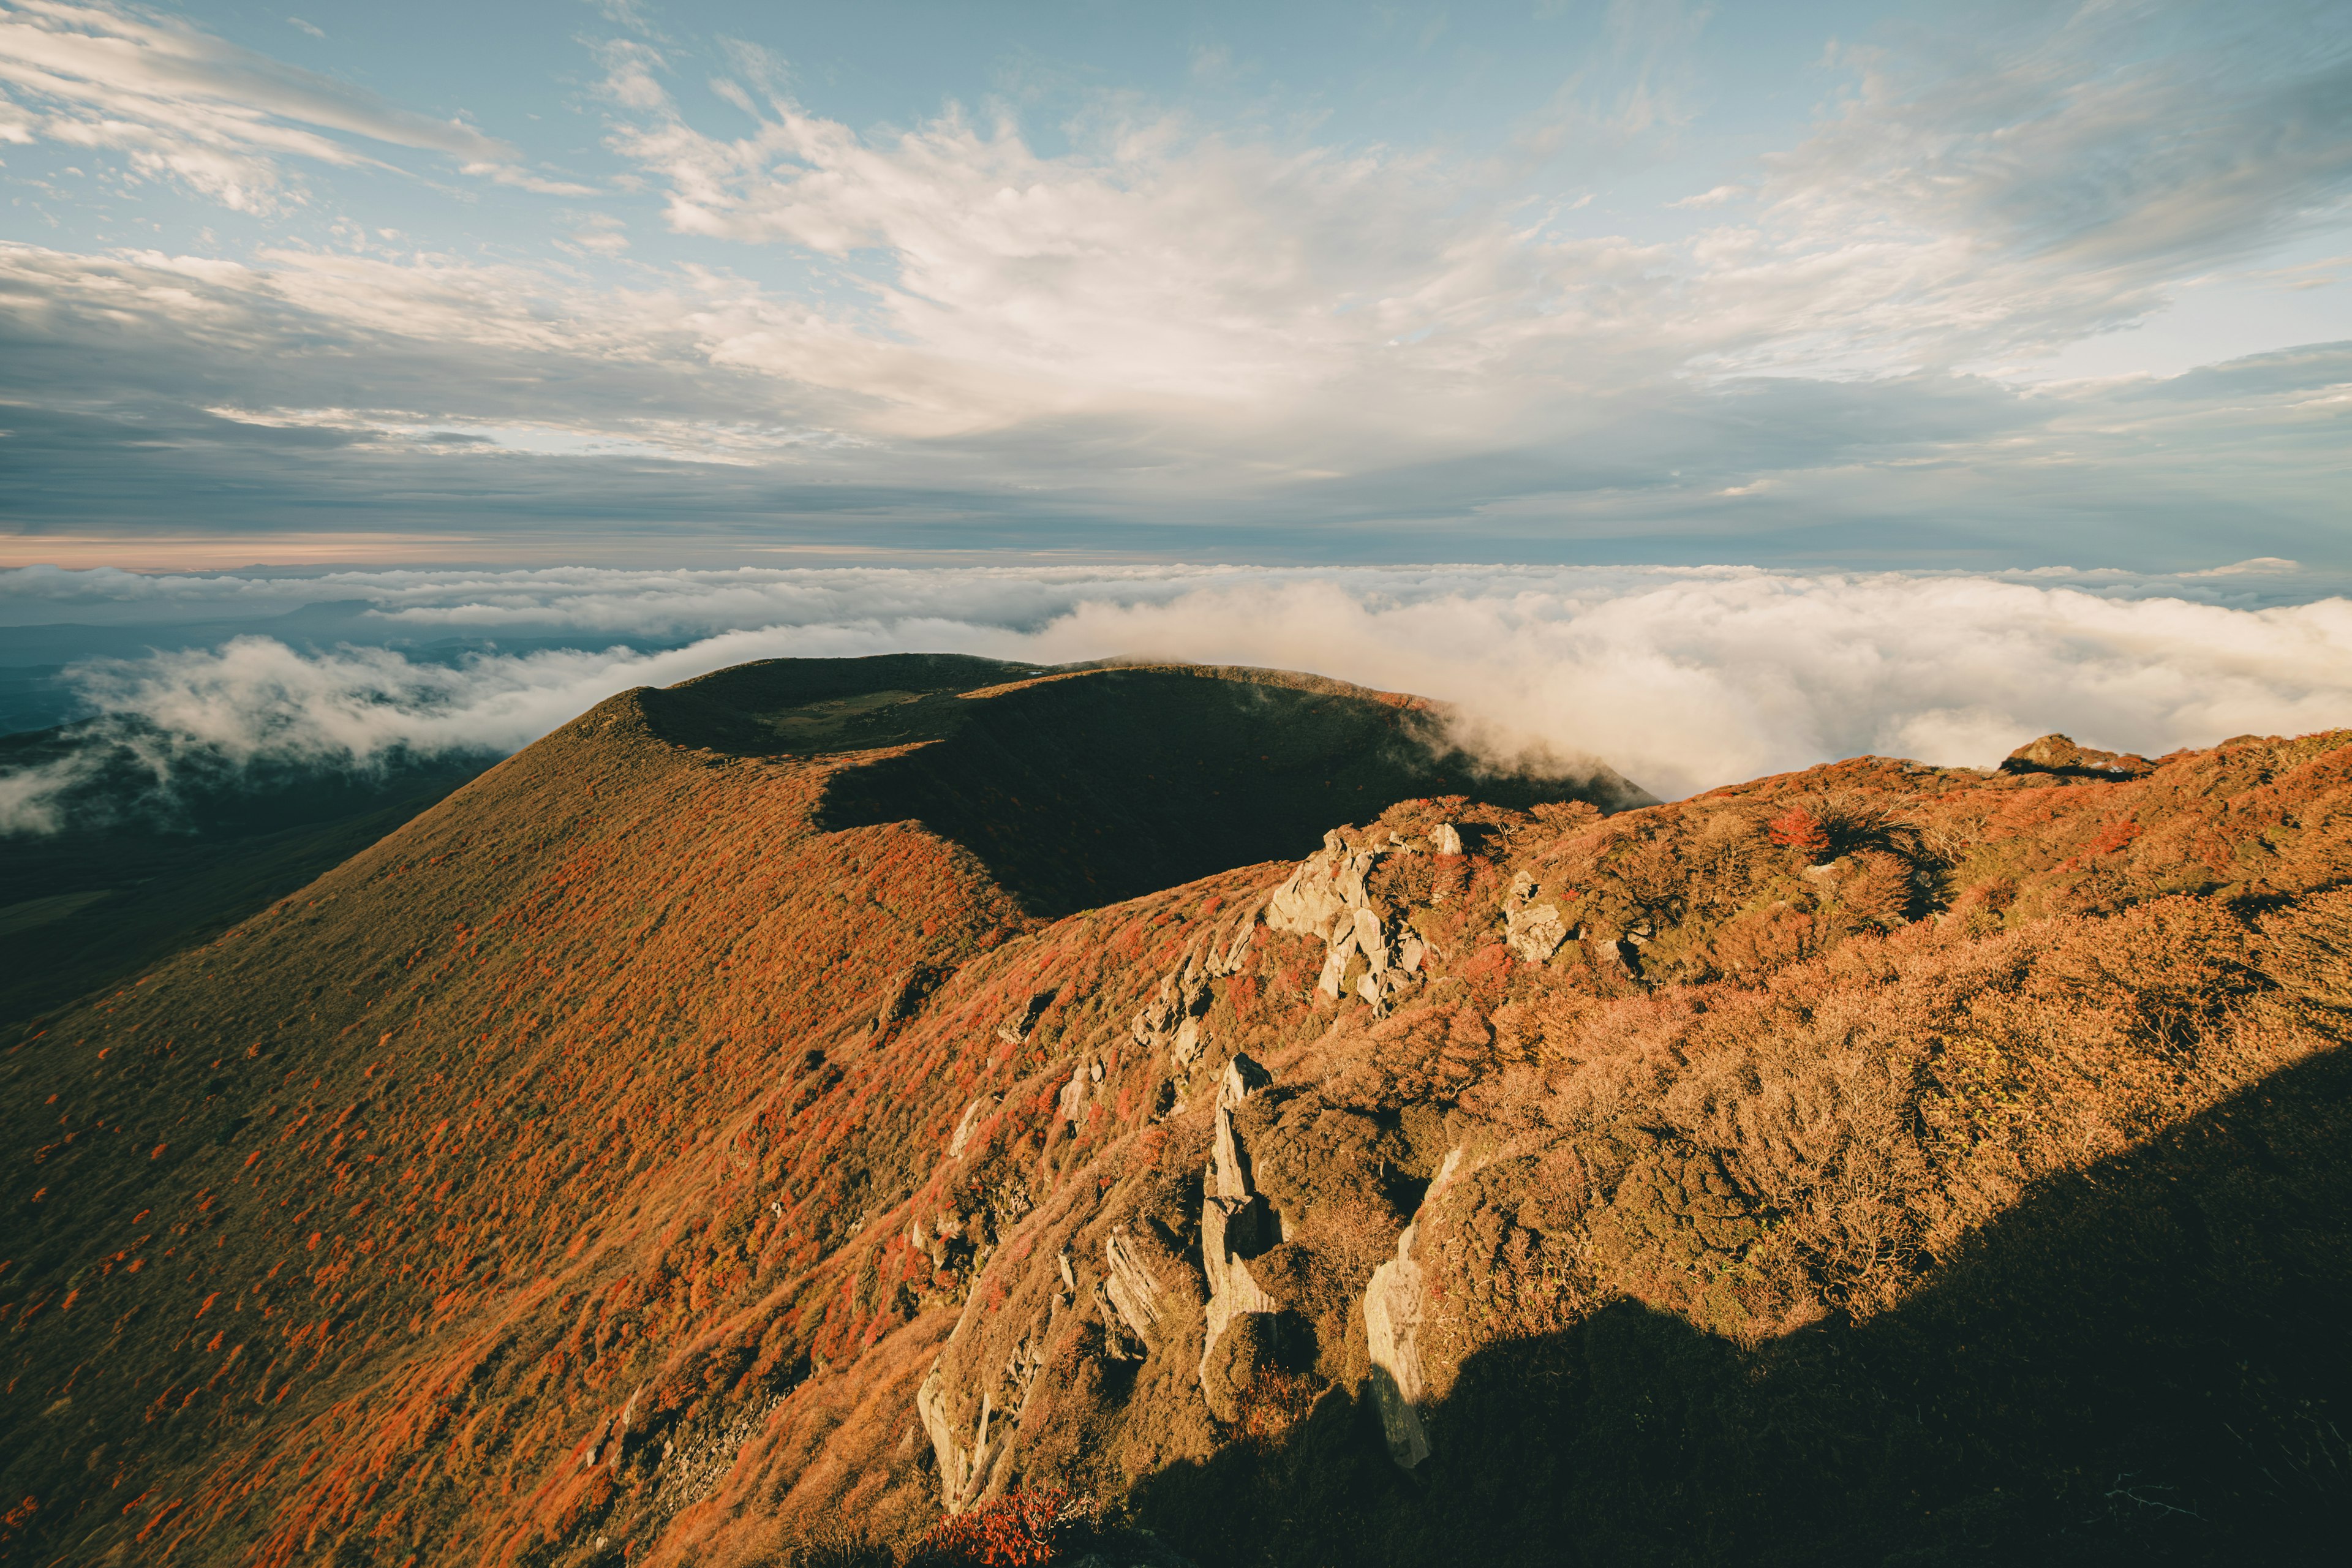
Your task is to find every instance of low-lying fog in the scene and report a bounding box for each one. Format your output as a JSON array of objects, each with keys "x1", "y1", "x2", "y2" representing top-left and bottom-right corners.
[{"x1": 4, "y1": 560, "x2": 2348, "y2": 833}]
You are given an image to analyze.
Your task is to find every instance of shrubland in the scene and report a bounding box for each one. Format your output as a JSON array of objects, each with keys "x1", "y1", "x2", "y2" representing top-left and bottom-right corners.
[{"x1": 1, "y1": 657, "x2": 2345, "y2": 1566}]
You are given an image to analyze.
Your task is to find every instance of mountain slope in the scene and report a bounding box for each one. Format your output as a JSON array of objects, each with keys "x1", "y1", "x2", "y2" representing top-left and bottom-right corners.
[
  {"x1": 2, "y1": 663, "x2": 2348, "y2": 1566},
  {"x1": 0, "y1": 657, "x2": 1626, "y2": 1566}
]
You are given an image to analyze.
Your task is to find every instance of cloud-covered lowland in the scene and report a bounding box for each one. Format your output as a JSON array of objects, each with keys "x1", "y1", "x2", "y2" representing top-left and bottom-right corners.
[{"x1": 4, "y1": 562, "x2": 2349, "y2": 833}]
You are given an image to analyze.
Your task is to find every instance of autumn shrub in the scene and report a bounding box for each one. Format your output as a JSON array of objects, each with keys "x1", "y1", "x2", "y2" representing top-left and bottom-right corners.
[
  {"x1": 1766, "y1": 805, "x2": 1833, "y2": 856},
  {"x1": 908, "y1": 1487, "x2": 1076, "y2": 1567}
]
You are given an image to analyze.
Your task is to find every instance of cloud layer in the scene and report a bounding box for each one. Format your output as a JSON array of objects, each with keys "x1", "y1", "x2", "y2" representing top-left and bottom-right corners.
[
  {"x1": 2, "y1": 1, "x2": 2347, "y2": 562},
  {"x1": 7, "y1": 564, "x2": 2349, "y2": 832}
]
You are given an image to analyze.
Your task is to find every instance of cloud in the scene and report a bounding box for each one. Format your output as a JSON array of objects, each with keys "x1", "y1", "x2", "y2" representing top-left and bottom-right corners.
[
  {"x1": 0, "y1": 1, "x2": 560, "y2": 209},
  {"x1": 0, "y1": 4, "x2": 2345, "y2": 556},
  {"x1": 6, "y1": 564, "x2": 2350, "y2": 833}
]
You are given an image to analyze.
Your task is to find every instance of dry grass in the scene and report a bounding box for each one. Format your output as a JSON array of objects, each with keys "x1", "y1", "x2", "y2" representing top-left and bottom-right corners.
[{"x1": 4, "y1": 694, "x2": 2349, "y2": 1566}]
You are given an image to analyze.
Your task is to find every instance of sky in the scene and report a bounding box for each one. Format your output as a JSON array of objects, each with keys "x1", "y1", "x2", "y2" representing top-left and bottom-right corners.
[
  {"x1": 0, "y1": 0, "x2": 2345, "y2": 568},
  {"x1": 1, "y1": 3, "x2": 2350, "y2": 810}
]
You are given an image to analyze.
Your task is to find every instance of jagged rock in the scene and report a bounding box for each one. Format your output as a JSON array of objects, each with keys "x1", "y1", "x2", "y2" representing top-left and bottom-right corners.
[
  {"x1": 1199, "y1": 1060, "x2": 1281, "y2": 1415},
  {"x1": 1267, "y1": 846, "x2": 1354, "y2": 944},
  {"x1": 1103, "y1": 1229, "x2": 1170, "y2": 1351},
  {"x1": 1506, "y1": 902, "x2": 1569, "y2": 963},
  {"x1": 918, "y1": 1360, "x2": 995, "y2": 1512},
  {"x1": 948, "y1": 1095, "x2": 998, "y2": 1159},
  {"x1": 1219, "y1": 1052, "x2": 1270, "y2": 1109},
  {"x1": 1354, "y1": 906, "x2": 1390, "y2": 974},
  {"x1": 1502, "y1": 872, "x2": 1572, "y2": 963},
  {"x1": 1091, "y1": 1280, "x2": 1145, "y2": 1360},
  {"x1": 1057, "y1": 1065, "x2": 1091, "y2": 1127},
  {"x1": 995, "y1": 988, "x2": 1058, "y2": 1046},
  {"x1": 1363, "y1": 1148, "x2": 1463, "y2": 1469},
  {"x1": 1213, "y1": 1102, "x2": 1254, "y2": 1199},
  {"x1": 1430, "y1": 822, "x2": 1464, "y2": 856}
]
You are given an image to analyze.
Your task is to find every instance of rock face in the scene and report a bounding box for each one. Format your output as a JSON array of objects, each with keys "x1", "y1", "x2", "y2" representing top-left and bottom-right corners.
[
  {"x1": 1102, "y1": 1228, "x2": 1173, "y2": 1353},
  {"x1": 2000, "y1": 732, "x2": 2154, "y2": 778},
  {"x1": 1265, "y1": 826, "x2": 1467, "y2": 1014},
  {"x1": 1502, "y1": 870, "x2": 1573, "y2": 963},
  {"x1": 1199, "y1": 1052, "x2": 1283, "y2": 1420},
  {"x1": 918, "y1": 1360, "x2": 992, "y2": 1513},
  {"x1": 1131, "y1": 894, "x2": 1268, "y2": 1087},
  {"x1": 1363, "y1": 1147, "x2": 1464, "y2": 1469}
]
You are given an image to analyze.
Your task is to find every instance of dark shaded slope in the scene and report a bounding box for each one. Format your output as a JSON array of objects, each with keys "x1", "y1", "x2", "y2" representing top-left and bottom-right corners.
[
  {"x1": 0, "y1": 729, "x2": 489, "y2": 1029},
  {"x1": 1130, "y1": 1045, "x2": 2352, "y2": 1567},
  {"x1": 635, "y1": 654, "x2": 1648, "y2": 916}
]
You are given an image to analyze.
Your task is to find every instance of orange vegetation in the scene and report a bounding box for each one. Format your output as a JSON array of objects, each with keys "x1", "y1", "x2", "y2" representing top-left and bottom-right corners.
[{"x1": 1, "y1": 657, "x2": 2347, "y2": 1566}]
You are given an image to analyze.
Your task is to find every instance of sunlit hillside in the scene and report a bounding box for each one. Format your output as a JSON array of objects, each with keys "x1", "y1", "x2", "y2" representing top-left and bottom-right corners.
[{"x1": 2, "y1": 657, "x2": 2345, "y2": 1566}]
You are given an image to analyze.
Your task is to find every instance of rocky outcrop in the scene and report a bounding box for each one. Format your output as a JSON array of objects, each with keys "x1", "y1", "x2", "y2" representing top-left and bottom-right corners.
[
  {"x1": 1266, "y1": 825, "x2": 1464, "y2": 1013},
  {"x1": 1058, "y1": 1058, "x2": 1106, "y2": 1128},
  {"x1": 1363, "y1": 1147, "x2": 1463, "y2": 1469},
  {"x1": 1129, "y1": 895, "x2": 1270, "y2": 1079},
  {"x1": 996, "y1": 988, "x2": 1058, "y2": 1046},
  {"x1": 918, "y1": 1360, "x2": 992, "y2": 1513},
  {"x1": 2000, "y1": 732, "x2": 2154, "y2": 780},
  {"x1": 1502, "y1": 870, "x2": 1572, "y2": 964},
  {"x1": 1198, "y1": 1052, "x2": 1283, "y2": 1420},
  {"x1": 948, "y1": 1094, "x2": 1000, "y2": 1159},
  {"x1": 1102, "y1": 1227, "x2": 1173, "y2": 1354}
]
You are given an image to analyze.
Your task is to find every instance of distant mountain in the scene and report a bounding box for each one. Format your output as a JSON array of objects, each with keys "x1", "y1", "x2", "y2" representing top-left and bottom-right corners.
[{"x1": 2, "y1": 659, "x2": 2345, "y2": 1567}]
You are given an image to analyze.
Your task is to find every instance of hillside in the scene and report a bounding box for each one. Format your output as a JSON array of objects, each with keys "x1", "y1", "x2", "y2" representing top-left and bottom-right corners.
[{"x1": 2, "y1": 658, "x2": 2347, "y2": 1567}]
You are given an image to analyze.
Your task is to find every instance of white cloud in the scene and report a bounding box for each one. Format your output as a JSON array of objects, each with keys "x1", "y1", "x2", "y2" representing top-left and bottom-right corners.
[
  {"x1": 6, "y1": 564, "x2": 2350, "y2": 834},
  {"x1": 0, "y1": 1, "x2": 571, "y2": 209},
  {"x1": 0, "y1": 4, "x2": 2345, "y2": 548}
]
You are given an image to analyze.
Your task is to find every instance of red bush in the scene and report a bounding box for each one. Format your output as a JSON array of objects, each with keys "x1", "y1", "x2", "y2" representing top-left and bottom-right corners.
[
  {"x1": 1766, "y1": 806, "x2": 1833, "y2": 856},
  {"x1": 911, "y1": 1487, "x2": 1071, "y2": 1567}
]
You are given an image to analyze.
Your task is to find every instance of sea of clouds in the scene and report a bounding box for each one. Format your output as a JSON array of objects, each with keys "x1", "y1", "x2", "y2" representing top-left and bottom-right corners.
[{"x1": 4, "y1": 561, "x2": 2350, "y2": 834}]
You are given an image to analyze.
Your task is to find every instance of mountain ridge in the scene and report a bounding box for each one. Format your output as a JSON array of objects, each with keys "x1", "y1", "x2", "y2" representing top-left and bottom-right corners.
[{"x1": 2, "y1": 660, "x2": 2346, "y2": 1566}]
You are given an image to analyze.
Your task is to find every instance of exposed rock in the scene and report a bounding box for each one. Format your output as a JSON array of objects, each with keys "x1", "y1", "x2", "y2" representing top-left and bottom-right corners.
[
  {"x1": 1430, "y1": 822, "x2": 1464, "y2": 856},
  {"x1": 1265, "y1": 836, "x2": 1361, "y2": 947},
  {"x1": 996, "y1": 988, "x2": 1057, "y2": 1046},
  {"x1": 948, "y1": 1095, "x2": 999, "y2": 1159},
  {"x1": 1057, "y1": 1064, "x2": 1091, "y2": 1127},
  {"x1": 1502, "y1": 872, "x2": 1572, "y2": 964},
  {"x1": 1363, "y1": 1147, "x2": 1463, "y2": 1469},
  {"x1": 1213, "y1": 1101, "x2": 1254, "y2": 1200},
  {"x1": 1219, "y1": 1052, "x2": 1270, "y2": 1109},
  {"x1": 1354, "y1": 906, "x2": 1390, "y2": 974},
  {"x1": 1103, "y1": 1228, "x2": 1171, "y2": 1351},
  {"x1": 919, "y1": 1360, "x2": 1002, "y2": 1513},
  {"x1": 2000, "y1": 733, "x2": 2154, "y2": 779},
  {"x1": 1198, "y1": 1055, "x2": 1281, "y2": 1418}
]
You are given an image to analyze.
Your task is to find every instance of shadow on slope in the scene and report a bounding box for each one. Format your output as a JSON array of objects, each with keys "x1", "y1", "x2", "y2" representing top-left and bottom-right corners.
[
  {"x1": 0, "y1": 723, "x2": 490, "y2": 1028},
  {"x1": 635, "y1": 654, "x2": 1651, "y2": 918},
  {"x1": 1131, "y1": 1046, "x2": 2352, "y2": 1567}
]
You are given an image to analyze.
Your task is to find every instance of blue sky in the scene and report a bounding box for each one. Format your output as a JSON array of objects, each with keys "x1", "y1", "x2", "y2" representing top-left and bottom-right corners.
[{"x1": 1, "y1": 0, "x2": 2348, "y2": 568}]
